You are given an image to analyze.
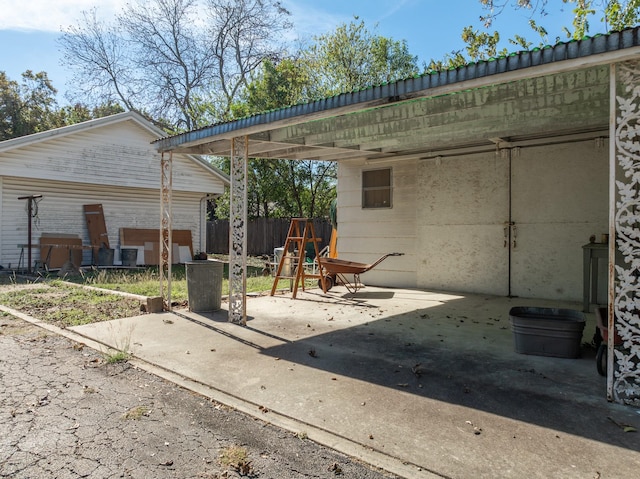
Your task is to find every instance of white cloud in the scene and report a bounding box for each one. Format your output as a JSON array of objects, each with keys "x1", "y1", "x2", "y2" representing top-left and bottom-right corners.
[
  {"x1": 0, "y1": 0, "x2": 126, "y2": 32},
  {"x1": 282, "y1": 0, "x2": 348, "y2": 42}
]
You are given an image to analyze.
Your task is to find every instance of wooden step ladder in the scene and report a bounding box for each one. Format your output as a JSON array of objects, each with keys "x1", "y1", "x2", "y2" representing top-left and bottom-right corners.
[{"x1": 270, "y1": 218, "x2": 327, "y2": 298}]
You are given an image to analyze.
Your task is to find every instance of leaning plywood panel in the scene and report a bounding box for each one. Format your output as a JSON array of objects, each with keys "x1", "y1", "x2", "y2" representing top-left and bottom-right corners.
[
  {"x1": 39, "y1": 234, "x2": 83, "y2": 268},
  {"x1": 84, "y1": 204, "x2": 109, "y2": 248},
  {"x1": 120, "y1": 228, "x2": 193, "y2": 265},
  {"x1": 0, "y1": 177, "x2": 203, "y2": 269}
]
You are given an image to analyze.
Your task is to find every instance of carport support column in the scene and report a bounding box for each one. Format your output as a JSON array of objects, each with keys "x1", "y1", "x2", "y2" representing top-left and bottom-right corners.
[
  {"x1": 160, "y1": 151, "x2": 173, "y2": 311},
  {"x1": 229, "y1": 136, "x2": 248, "y2": 325},
  {"x1": 609, "y1": 60, "x2": 640, "y2": 405}
]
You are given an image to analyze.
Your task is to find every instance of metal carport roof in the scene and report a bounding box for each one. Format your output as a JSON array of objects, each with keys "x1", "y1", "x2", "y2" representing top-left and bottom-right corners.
[{"x1": 153, "y1": 28, "x2": 640, "y2": 161}]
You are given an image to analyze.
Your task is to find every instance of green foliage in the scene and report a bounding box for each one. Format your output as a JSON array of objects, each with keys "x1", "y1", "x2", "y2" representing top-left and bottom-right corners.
[
  {"x1": 302, "y1": 18, "x2": 420, "y2": 97},
  {"x1": 0, "y1": 71, "x2": 62, "y2": 140},
  {"x1": 57, "y1": 102, "x2": 125, "y2": 126},
  {"x1": 461, "y1": 27, "x2": 506, "y2": 61},
  {"x1": 226, "y1": 54, "x2": 339, "y2": 219},
  {"x1": 0, "y1": 70, "x2": 126, "y2": 141},
  {"x1": 432, "y1": 0, "x2": 640, "y2": 71},
  {"x1": 604, "y1": 0, "x2": 640, "y2": 31},
  {"x1": 240, "y1": 58, "x2": 311, "y2": 114}
]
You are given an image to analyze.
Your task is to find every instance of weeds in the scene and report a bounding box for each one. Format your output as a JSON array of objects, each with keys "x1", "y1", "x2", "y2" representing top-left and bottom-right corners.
[
  {"x1": 105, "y1": 349, "x2": 130, "y2": 364},
  {"x1": 0, "y1": 283, "x2": 142, "y2": 327},
  {"x1": 64, "y1": 264, "x2": 274, "y2": 301},
  {"x1": 0, "y1": 258, "x2": 295, "y2": 329},
  {"x1": 219, "y1": 445, "x2": 253, "y2": 475},
  {"x1": 122, "y1": 405, "x2": 151, "y2": 420},
  {"x1": 103, "y1": 321, "x2": 135, "y2": 364}
]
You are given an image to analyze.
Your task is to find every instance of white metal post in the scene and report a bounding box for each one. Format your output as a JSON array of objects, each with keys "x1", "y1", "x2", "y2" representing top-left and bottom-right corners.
[
  {"x1": 229, "y1": 136, "x2": 248, "y2": 325},
  {"x1": 610, "y1": 60, "x2": 640, "y2": 405},
  {"x1": 160, "y1": 151, "x2": 173, "y2": 311}
]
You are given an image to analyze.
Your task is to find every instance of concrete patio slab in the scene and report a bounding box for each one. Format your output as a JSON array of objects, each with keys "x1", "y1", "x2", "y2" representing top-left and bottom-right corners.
[{"x1": 71, "y1": 286, "x2": 640, "y2": 478}]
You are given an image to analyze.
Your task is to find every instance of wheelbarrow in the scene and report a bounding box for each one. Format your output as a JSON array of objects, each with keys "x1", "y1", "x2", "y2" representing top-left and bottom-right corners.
[
  {"x1": 594, "y1": 307, "x2": 623, "y2": 376},
  {"x1": 318, "y1": 252, "x2": 404, "y2": 294}
]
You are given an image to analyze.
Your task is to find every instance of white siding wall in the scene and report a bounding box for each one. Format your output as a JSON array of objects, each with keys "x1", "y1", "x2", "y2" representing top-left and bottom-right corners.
[
  {"x1": 2, "y1": 177, "x2": 206, "y2": 268},
  {"x1": 0, "y1": 116, "x2": 227, "y2": 269},
  {"x1": 337, "y1": 159, "x2": 417, "y2": 287},
  {"x1": 0, "y1": 120, "x2": 225, "y2": 195}
]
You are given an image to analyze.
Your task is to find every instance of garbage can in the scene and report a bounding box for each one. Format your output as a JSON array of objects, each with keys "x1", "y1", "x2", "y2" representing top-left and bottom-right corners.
[
  {"x1": 120, "y1": 248, "x2": 138, "y2": 267},
  {"x1": 185, "y1": 259, "x2": 224, "y2": 312},
  {"x1": 97, "y1": 246, "x2": 114, "y2": 266}
]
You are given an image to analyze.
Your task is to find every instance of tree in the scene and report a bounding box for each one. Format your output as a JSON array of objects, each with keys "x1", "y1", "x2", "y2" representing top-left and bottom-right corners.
[
  {"x1": 56, "y1": 102, "x2": 125, "y2": 126},
  {"x1": 478, "y1": 0, "x2": 640, "y2": 39},
  {"x1": 301, "y1": 18, "x2": 420, "y2": 97},
  {"x1": 0, "y1": 71, "x2": 63, "y2": 140},
  {"x1": 429, "y1": 0, "x2": 640, "y2": 71},
  {"x1": 212, "y1": 56, "x2": 338, "y2": 220},
  {"x1": 0, "y1": 70, "x2": 128, "y2": 141},
  {"x1": 59, "y1": 0, "x2": 292, "y2": 133},
  {"x1": 216, "y1": 20, "x2": 421, "y2": 220}
]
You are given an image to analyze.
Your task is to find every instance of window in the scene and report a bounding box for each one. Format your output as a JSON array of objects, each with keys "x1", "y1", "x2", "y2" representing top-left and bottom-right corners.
[{"x1": 362, "y1": 168, "x2": 392, "y2": 208}]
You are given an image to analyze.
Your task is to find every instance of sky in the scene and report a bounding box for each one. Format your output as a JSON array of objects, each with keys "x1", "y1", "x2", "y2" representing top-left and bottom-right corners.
[{"x1": 0, "y1": 0, "x2": 587, "y2": 105}]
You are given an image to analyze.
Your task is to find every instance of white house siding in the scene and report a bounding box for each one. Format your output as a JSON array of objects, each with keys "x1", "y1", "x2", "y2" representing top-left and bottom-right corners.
[
  {"x1": 0, "y1": 114, "x2": 226, "y2": 270},
  {"x1": 336, "y1": 159, "x2": 417, "y2": 288},
  {"x1": 0, "y1": 119, "x2": 224, "y2": 194},
  {"x1": 2, "y1": 177, "x2": 207, "y2": 268}
]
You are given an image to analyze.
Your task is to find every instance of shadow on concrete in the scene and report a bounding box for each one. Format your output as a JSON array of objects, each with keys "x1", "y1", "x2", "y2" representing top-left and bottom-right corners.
[{"x1": 244, "y1": 290, "x2": 640, "y2": 453}]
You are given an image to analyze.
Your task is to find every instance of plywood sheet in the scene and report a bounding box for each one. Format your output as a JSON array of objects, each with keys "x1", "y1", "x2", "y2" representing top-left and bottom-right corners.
[
  {"x1": 39, "y1": 235, "x2": 83, "y2": 269},
  {"x1": 84, "y1": 204, "x2": 109, "y2": 248},
  {"x1": 120, "y1": 228, "x2": 193, "y2": 265}
]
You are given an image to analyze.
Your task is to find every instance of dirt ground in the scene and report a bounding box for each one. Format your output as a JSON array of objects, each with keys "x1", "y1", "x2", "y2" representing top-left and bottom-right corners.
[{"x1": 0, "y1": 291, "x2": 398, "y2": 478}]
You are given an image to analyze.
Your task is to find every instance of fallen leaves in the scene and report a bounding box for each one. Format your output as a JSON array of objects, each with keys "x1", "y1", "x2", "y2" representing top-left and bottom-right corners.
[
  {"x1": 466, "y1": 420, "x2": 482, "y2": 435},
  {"x1": 608, "y1": 416, "x2": 637, "y2": 433}
]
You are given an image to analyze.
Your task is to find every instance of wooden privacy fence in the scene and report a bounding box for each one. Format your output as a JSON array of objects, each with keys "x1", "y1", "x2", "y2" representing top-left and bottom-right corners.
[{"x1": 207, "y1": 218, "x2": 332, "y2": 256}]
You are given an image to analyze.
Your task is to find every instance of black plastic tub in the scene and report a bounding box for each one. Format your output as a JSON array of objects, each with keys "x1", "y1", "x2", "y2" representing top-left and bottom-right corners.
[{"x1": 509, "y1": 307, "x2": 586, "y2": 358}]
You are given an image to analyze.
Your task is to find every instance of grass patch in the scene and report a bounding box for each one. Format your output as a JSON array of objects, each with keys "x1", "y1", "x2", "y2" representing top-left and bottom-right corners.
[
  {"x1": 0, "y1": 256, "x2": 311, "y2": 328},
  {"x1": 65, "y1": 263, "x2": 278, "y2": 301},
  {"x1": 219, "y1": 445, "x2": 253, "y2": 475},
  {"x1": 105, "y1": 349, "x2": 130, "y2": 364},
  {"x1": 122, "y1": 405, "x2": 151, "y2": 420},
  {"x1": 0, "y1": 283, "x2": 142, "y2": 327}
]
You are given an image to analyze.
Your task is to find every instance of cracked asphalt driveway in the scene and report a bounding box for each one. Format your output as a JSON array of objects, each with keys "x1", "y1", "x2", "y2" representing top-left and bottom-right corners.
[{"x1": 0, "y1": 315, "x2": 397, "y2": 479}]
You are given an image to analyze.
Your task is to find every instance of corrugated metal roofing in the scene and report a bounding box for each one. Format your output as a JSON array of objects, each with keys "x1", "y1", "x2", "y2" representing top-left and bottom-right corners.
[{"x1": 153, "y1": 27, "x2": 640, "y2": 153}]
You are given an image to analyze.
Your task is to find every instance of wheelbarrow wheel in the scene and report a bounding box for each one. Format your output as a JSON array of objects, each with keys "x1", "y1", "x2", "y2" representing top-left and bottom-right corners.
[
  {"x1": 318, "y1": 275, "x2": 334, "y2": 291},
  {"x1": 596, "y1": 343, "x2": 607, "y2": 376}
]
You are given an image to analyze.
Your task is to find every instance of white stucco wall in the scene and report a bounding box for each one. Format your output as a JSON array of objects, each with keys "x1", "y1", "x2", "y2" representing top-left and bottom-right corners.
[
  {"x1": 509, "y1": 140, "x2": 609, "y2": 300},
  {"x1": 337, "y1": 138, "x2": 609, "y2": 301},
  {"x1": 337, "y1": 159, "x2": 417, "y2": 287},
  {"x1": 416, "y1": 151, "x2": 510, "y2": 296}
]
